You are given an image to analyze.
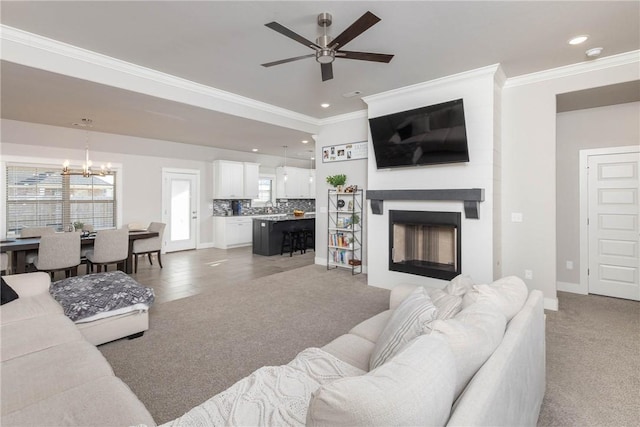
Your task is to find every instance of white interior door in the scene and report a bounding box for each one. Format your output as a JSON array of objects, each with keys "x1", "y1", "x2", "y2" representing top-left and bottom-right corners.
[
  {"x1": 163, "y1": 170, "x2": 198, "y2": 253},
  {"x1": 588, "y1": 151, "x2": 640, "y2": 300}
]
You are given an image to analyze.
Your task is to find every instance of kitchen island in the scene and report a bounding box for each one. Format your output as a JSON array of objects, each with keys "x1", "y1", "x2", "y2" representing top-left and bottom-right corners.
[{"x1": 252, "y1": 214, "x2": 315, "y2": 256}]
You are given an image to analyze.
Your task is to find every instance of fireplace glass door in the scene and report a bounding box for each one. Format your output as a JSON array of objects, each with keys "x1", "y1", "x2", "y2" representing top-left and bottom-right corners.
[{"x1": 389, "y1": 210, "x2": 461, "y2": 280}]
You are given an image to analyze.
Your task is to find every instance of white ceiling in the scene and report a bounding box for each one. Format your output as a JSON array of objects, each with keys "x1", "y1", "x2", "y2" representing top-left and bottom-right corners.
[{"x1": 1, "y1": 1, "x2": 639, "y2": 158}]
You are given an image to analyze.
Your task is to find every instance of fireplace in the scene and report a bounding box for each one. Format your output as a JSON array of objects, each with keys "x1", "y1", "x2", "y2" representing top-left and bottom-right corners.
[{"x1": 389, "y1": 210, "x2": 462, "y2": 280}]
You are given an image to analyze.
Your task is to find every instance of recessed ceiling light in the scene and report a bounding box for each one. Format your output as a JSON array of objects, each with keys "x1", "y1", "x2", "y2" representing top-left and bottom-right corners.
[
  {"x1": 568, "y1": 35, "x2": 589, "y2": 45},
  {"x1": 252, "y1": 148, "x2": 258, "y2": 152},
  {"x1": 586, "y1": 47, "x2": 603, "y2": 57},
  {"x1": 321, "y1": 103, "x2": 330, "y2": 108},
  {"x1": 302, "y1": 140, "x2": 308, "y2": 144}
]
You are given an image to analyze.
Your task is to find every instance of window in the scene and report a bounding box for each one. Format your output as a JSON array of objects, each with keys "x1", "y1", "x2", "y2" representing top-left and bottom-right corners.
[
  {"x1": 6, "y1": 164, "x2": 117, "y2": 234},
  {"x1": 254, "y1": 177, "x2": 273, "y2": 205}
]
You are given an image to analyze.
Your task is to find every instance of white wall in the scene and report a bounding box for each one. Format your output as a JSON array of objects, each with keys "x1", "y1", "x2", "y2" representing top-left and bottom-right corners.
[
  {"x1": 314, "y1": 114, "x2": 369, "y2": 268},
  {"x1": 363, "y1": 65, "x2": 502, "y2": 289},
  {"x1": 556, "y1": 101, "x2": 640, "y2": 285},
  {"x1": 502, "y1": 53, "x2": 639, "y2": 309},
  {"x1": 0, "y1": 119, "x2": 307, "y2": 246}
]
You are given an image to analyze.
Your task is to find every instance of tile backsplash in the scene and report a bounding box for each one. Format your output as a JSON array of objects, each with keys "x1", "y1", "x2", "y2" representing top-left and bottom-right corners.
[{"x1": 212, "y1": 199, "x2": 315, "y2": 216}]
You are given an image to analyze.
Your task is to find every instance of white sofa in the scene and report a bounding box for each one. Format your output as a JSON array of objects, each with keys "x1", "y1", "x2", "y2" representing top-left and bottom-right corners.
[
  {"x1": 0, "y1": 272, "x2": 155, "y2": 426},
  {"x1": 1, "y1": 271, "x2": 545, "y2": 426},
  {"x1": 167, "y1": 276, "x2": 546, "y2": 426}
]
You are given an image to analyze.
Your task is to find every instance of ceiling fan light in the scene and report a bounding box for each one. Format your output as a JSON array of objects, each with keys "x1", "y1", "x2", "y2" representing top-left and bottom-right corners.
[{"x1": 316, "y1": 50, "x2": 335, "y2": 64}]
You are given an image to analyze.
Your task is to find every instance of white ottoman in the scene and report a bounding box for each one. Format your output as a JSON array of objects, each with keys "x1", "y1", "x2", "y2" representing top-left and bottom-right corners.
[{"x1": 50, "y1": 271, "x2": 155, "y2": 346}]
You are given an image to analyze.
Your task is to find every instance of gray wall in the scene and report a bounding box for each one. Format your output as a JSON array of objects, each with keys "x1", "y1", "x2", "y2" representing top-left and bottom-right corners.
[{"x1": 555, "y1": 101, "x2": 640, "y2": 284}]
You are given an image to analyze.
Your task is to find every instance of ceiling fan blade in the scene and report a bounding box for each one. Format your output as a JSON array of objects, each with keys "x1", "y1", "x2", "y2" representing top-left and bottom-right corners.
[
  {"x1": 328, "y1": 11, "x2": 381, "y2": 50},
  {"x1": 261, "y1": 54, "x2": 315, "y2": 67},
  {"x1": 336, "y1": 50, "x2": 394, "y2": 63},
  {"x1": 321, "y1": 63, "x2": 334, "y2": 81},
  {"x1": 265, "y1": 22, "x2": 320, "y2": 50}
]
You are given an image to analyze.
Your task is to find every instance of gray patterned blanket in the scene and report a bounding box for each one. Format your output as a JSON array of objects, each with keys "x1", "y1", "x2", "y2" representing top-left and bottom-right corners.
[{"x1": 50, "y1": 271, "x2": 155, "y2": 323}]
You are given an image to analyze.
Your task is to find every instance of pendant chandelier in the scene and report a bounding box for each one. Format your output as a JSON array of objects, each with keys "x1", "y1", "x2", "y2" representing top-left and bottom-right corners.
[{"x1": 62, "y1": 118, "x2": 112, "y2": 177}]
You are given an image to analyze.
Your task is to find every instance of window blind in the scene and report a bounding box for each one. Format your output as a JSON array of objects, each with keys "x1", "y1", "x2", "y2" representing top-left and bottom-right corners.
[{"x1": 6, "y1": 164, "x2": 117, "y2": 234}]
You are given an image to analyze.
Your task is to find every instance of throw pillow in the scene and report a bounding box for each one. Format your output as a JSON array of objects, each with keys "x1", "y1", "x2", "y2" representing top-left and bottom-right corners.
[
  {"x1": 369, "y1": 287, "x2": 438, "y2": 370},
  {"x1": 307, "y1": 334, "x2": 456, "y2": 427},
  {"x1": 446, "y1": 274, "x2": 475, "y2": 297},
  {"x1": 1, "y1": 277, "x2": 19, "y2": 305},
  {"x1": 428, "y1": 288, "x2": 463, "y2": 320},
  {"x1": 431, "y1": 302, "x2": 507, "y2": 398},
  {"x1": 461, "y1": 276, "x2": 529, "y2": 321}
]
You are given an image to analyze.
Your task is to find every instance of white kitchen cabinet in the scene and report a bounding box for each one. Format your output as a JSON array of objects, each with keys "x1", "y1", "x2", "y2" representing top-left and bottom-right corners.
[
  {"x1": 243, "y1": 162, "x2": 260, "y2": 199},
  {"x1": 213, "y1": 160, "x2": 260, "y2": 199},
  {"x1": 213, "y1": 216, "x2": 253, "y2": 249},
  {"x1": 276, "y1": 167, "x2": 315, "y2": 199}
]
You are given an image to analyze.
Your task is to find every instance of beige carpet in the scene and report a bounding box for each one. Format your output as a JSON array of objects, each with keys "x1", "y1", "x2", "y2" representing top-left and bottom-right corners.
[
  {"x1": 538, "y1": 291, "x2": 640, "y2": 426},
  {"x1": 99, "y1": 264, "x2": 389, "y2": 424}
]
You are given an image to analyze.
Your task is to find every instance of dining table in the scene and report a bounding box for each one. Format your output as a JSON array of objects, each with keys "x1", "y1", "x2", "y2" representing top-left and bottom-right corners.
[{"x1": 0, "y1": 230, "x2": 159, "y2": 275}]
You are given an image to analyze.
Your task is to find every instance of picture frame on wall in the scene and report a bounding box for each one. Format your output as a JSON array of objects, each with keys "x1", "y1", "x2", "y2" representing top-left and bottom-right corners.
[{"x1": 322, "y1": 141, "x2": 367, "y2": 163}]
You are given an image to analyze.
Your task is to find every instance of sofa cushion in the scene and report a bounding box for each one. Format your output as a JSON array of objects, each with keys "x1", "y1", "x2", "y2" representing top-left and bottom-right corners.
[
  {"x1": 428, "y1": 288, "x2": 463, "y2": 320},
  {"x1": 307, "y1": 334, "x2": 456, "y2": 427},
  {"x1": 1, "y1": 340, "x2": 114, "y2": 414},
  {"x1": 446, "y1": 274, "x2": 475, "y2": 297},
  {"x1": 462, "y1": 276, "x2": 529, "y2": 321},
  {"x1": 348, "y1": 310, "x2": 392, "y2": 343},
  {"x1": 0, "y1": 292, "x2": 64, "y2": 325},
  {"x1": 1, "y1": 278, "x2": 19, "y2": 305},
  {"x1": 369, "y1": 287, "x2": 437, "y2": 370},
  {"x1": 431, "y1": 302, "x2": 507, "y2": 398},
  {"x1": 0, "y1": 313, "x2": 83, "y2": 362},
  {"x1": 1, "y1": 376, "x2": 156, "y2": 427},
  {"x1": 322, "y1": 334, "x2": 375, "y2": 372}
]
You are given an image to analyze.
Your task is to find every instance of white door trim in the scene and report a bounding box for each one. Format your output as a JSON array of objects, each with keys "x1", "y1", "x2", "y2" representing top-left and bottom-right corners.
[
  {"x1": 579, "y1": 145, "x2": 640, "y2": 295},
  {"x1": 161, "y1": 168, "x2": 201, "y2": 252}
]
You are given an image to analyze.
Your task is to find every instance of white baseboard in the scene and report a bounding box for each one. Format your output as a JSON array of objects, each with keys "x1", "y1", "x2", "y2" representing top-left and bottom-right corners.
[
  {"x1": 557, "y1": 281, "x2": 587, "y2": 295},
  {"x1": 197, "y1": 242, "x2": 215, "y2": 249},
  {"x1": 544, "y1": 297, "x2": 559, "y2": 311}
]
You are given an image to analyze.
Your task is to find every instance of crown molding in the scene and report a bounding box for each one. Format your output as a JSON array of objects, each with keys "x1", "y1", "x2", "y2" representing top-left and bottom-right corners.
[
  {"x1": 0, "y1": 25, "x2": 322, "y2": 131},
  {"x1": 361, "y1": 64, "x2": 502, "y2": 105},
  {"x1": 504, "y1": 50, "x2": 640, "y2": 88},
  {"x1": 319, "y1": 109, "x2": 368, "y2": 125}
]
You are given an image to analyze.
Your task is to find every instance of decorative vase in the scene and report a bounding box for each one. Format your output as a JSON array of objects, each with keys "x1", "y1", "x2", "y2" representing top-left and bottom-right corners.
[{"x1": 336, "y1": 185, "x2": 343, "y2": 193}]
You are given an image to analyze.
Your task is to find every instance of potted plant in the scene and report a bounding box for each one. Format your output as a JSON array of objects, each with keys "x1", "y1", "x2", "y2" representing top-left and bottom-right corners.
[
  {"x1": 326, "y1": 174, "x2": 347, "y2": 192},
  {"x1": 73, "y1": 221, "x2": 84, "y2": 232}
]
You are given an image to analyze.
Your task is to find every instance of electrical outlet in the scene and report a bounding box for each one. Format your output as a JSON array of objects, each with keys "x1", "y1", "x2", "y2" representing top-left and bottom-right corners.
[
  {"x1": 566, "y1": 261, "x2": 574, "y2": 270},
  {"x1": 525, "y1": 269, "x2": 533, "y2": 280},
  {"x1": 511, "y1": 212, "x2": 523, "y2": 222}
]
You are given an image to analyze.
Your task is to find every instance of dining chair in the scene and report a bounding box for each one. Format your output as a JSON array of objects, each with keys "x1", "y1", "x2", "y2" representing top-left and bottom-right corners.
[
  {"x1": 85, "y1": 228, "x2": 129, "y2": 273},
  {"x1": 20, "y1": 226, "x2": 56, "y2": 271},
  {"x1": 33, "y1": 232, "x2": 81, "y2": 279},
  {"x1": 1, "y1": 253, "x2": 8, "y2": 274},
  {"x1": 132, "y1": 222, "x2": 166, "y2": 273}
]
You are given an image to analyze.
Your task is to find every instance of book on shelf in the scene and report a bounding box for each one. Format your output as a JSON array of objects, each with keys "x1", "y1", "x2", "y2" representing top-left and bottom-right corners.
[{"x1": 330, "y1": 248, "x2": 351, "y2": 264}]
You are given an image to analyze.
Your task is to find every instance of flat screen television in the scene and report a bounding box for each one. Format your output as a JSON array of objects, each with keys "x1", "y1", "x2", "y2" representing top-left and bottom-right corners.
[{"x1": 368, "y1": 98, "x2": 469, "y2": 169}]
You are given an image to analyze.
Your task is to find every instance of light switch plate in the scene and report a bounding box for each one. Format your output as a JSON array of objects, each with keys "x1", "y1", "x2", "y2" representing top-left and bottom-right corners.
[{"x1": 511, "y1": 212, "x2": 523, "y2": 222}]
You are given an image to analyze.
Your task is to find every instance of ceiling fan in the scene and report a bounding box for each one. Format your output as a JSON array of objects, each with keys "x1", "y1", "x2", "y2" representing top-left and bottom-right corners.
[{"x1": 261, "y1": 11, "x2": 394, "y2": 82}]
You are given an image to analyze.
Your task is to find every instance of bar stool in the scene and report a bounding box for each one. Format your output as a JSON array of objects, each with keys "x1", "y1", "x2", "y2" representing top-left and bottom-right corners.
[
  {"x1": 281, "y1": 230, "x2": 305, "y2": 257},
  {"x1": 301, "y1": 229, "x2": 315, "y2": 252}
]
